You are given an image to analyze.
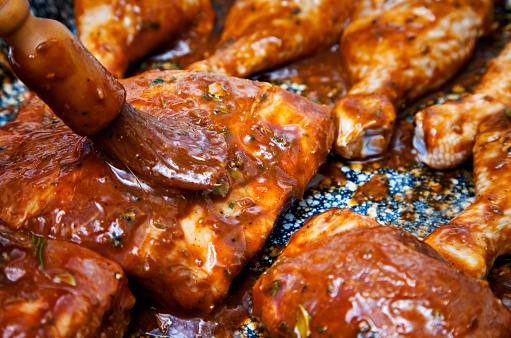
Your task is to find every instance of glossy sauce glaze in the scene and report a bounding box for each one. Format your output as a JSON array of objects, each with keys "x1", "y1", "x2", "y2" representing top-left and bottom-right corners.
[
  {"x1": 0, "y1": 222, "x2": 134, "y2": 337},
  {"x1": 425, "y1": 110, "x2": 511, "y2": 279},
  {"x1": 0, "y1": 70, "x2": 333, "y2": 319},
  {"x1": 253, "y1": 208, "x2": 511, "y2": 337},
  {"x1": 3, "y1": 1, "x2": 511, "y2": 336},
  {"x1": 187, "y1": 0, "x2": 352, "y2": 78},
  {"x1": 75, "y1": 0, "x2": 215, "y2": 78},
  {"x1": 127, "y1": 2, "x2": 511, "y2": 335}
]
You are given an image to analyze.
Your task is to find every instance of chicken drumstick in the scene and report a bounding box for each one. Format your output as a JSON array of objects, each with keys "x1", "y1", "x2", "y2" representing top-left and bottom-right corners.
[
  {"x1": 414, "y1": 41, "x2": 511, "y2": 169},
  {"x1": 333, "y1": 0, "x2": 493, "y2": 159}
]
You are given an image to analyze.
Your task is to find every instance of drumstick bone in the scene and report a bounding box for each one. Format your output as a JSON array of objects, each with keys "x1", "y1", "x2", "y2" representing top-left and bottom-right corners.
[{"x1": 0, "y1": 0, "x2": 227, "y2": 190}]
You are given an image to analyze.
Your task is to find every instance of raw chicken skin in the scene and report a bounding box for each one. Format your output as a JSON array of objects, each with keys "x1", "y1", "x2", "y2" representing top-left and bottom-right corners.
[
  {"x1": 0, "y1": 223, "x2": 134, "y2": 338},
  {"x1": 75, "y1": 0, "x2": 214, "y2": 78},
  {"x1": 253, "y1": 208, "x2": 511, "y2": 337},
  {"x1": 333, "y1": 0, "x2": 493, "y2": 159},
  {"x1": 187, "y1": 0, "x2": 352, "y2": 77},
  {"x1": 426, "y1": 110, "x2": 511, "y2": 279},
  {"x1": 414, "y1": 41, "x2": 511, "y2": 169}
]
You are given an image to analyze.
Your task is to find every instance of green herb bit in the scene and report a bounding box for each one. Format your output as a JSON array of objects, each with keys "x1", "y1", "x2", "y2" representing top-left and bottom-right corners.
[
  {"x1": 153, "y1": 220, "x2": 167, "y2": 229},
  {"x1": 260, "y1": 93, "x2": 267, "y2": 102},
  {"x1": 375, "y1": 106, "x2": 382, "y2": 118},
  {"x1": 463, "y1": 168, "x2": 474, "y2": 182},
  {"x1": 201, "y1": 93, "x2": 214, "y2": 101},
  {"x1": 108, "y1": 236, "x2": 123, "y2": 248},
  {"x1": 220, "y1": 126, "x2": 231, "y2": 138},
  {"x1": 160, "y1": 97, "x2": 166, "y2": 108},
  {"x1": 269, "y1": 280, "x2": 280, "y2": 297},
  {"x1": 505, "y1": 107, "x2": 511, "y2": 118},
  {"x1": 228, "y1": 202, "x2": 235, "y2": 209},
  {"x1": 229, "y1": 168, "x2": 244, "y2": 182},
  {"x1": 41, "y1": 117, "x2": 53, "y2": 126},
  {"x1": 151, "y1": 77, "x2": 165, "y2": 85},
  {"x1": 215, "y1": 104, "x2": 231, "y2": 114},
  {"x1": 0, "y1": 146, "x2": 5, "y2": 151},
  {"x1": 249, "y1": 135, "x2": 256, "y2": 141},
  {"x1": 207, "y1": 179, "x2": 231, "y2": 198},
  {"x1": 37, "y1": 238, "x2": 46, "y2": 270}
]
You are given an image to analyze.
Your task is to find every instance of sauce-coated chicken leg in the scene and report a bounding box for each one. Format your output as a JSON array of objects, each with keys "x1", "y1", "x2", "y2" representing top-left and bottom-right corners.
[
  {"x1": 0, "y1": 69, "x2": 334, "y2": 316},
  {"x1": 414, "y1": 41, "x2": 511, "y2": 169},
  {"x1": 426, "y1": 110, "x2": 511, "y2": 279},
  {"x1": 75, "y1": 0, "x2": 214, "y2": 78},
  {"x1": 187, "y1": 0, "x2": 352, "y2": 78},
  {"x1": 333, "y1": 0, "x2": 493, "y2": 159},
  {"x1": 0, "y1": 223, "x2": 134, "y2": 337},
  {"x1": 253, "y1": 208, "x2": 511, "y2": 337}
]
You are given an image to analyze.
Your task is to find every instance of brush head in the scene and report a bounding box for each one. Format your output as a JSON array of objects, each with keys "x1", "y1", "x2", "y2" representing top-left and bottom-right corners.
[
  {"x1": 0, "y1": 2, "x2": 226, "y2": 190},
  {"x1": 92, "y1": 102, "x2": 228, "y2": 190}
]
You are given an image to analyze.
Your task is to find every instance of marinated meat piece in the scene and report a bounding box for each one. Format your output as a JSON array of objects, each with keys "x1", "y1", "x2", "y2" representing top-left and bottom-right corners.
[
  {"x1": 253, "y1": 208, "x2": 511, "y2": 338},
  {"x1": 0, "y1": 223, "x2": 134, "y2": 337},
  {"x1": 187, "y1": 0, "x2": 352, "y2": 77},
  {"x1": 0, "y1": 70, "x2": 334, "y2": 315},
  {"x1": 333, "y1": 0, "x2": 493, "y2": 159},
  {"x1": 414, "y1": 41, "x2": 511, "y2": 169},
  {"x1": 75, "y1": 0, "x2": 214, "y2": 78},
  {"x1": 425, "y1": 110, "x2": 511, "y2": 278}
]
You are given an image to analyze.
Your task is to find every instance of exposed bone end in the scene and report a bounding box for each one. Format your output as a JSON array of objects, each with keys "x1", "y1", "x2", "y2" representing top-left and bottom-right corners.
[{"x1": 332, "y1": 92, "x2": 396, "y2": 159}]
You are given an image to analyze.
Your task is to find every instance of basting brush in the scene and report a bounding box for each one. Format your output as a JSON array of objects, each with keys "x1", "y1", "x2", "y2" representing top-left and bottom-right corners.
[{"x1": 0, "y1": 0, "x2": 227, "y2": 190}]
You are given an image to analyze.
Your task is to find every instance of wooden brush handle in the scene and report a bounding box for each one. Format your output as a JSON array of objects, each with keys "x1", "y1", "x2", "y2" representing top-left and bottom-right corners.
[{"x1": 0, "y1": 0, "x2": 125, "y2": 135}]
